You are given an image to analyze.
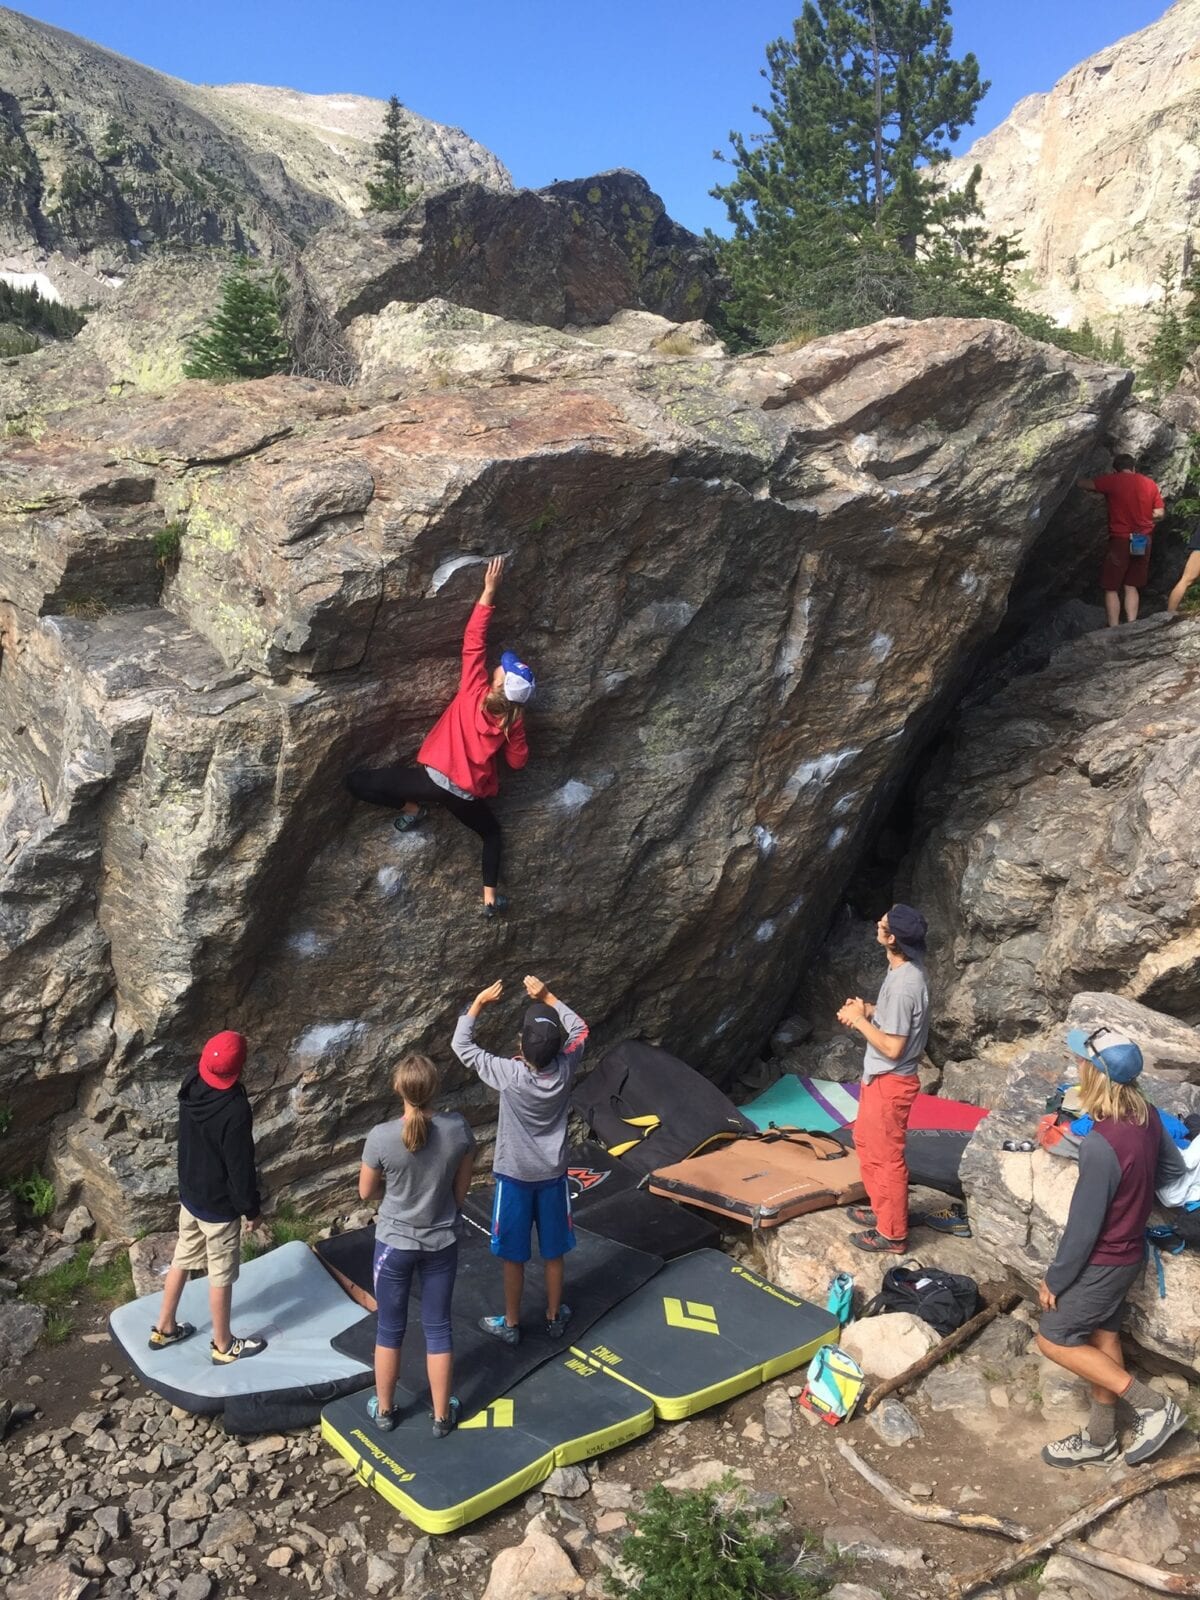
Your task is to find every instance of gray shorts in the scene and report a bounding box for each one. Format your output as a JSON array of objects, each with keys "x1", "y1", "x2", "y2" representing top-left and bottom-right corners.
[{"x1": 1039, "y1": 1261, "x2": 1142, "y2": 1347}]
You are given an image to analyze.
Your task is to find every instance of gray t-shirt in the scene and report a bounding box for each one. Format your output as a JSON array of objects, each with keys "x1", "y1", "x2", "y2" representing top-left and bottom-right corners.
[
  {"x1": 862, "y1": 960, "x2": 929, "y2": 1081},
  {"x1": 362, "y1": 1111, "x2": 475, "y2": 1251}
]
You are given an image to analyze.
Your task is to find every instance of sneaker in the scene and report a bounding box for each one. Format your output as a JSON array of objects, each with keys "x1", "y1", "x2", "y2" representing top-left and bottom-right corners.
[
  {"x1": 919, "y1": 1205, "x2": 972, "y2": 1239},
  {"x1": 367, "y1": 1395, "x2": 397, "y2": 1432},
  {"x1": 846, "y1": 1206, "x2": 877, "y2": 1228},
  {"x1": 432, "y1": 1397, "x2": 461, "y2": 1438},
  {"x1": 393, "y1": 806, "x2": 428, "y2": 833},
  {"x1": 849, "y1": 1228, "x2": 907, "y2": 1254},
  {"x1": 148, "y1": 1322, "x2": 196, "y2": 1350},
  {"x1": 545, "y1": 1303, "x2": 573, "y2": 1339},
  {"x1": 1125, "y1": 1399, "x2": 1186, "y2": 1466},
  {"x1": 1041, "y1": 1429, "x2": 1120, "y2": 1469},
  {"x1": 479, "y1": 1314, "x2": 520, "y2": 1346},
  {"x1": 481, "y1": 895, "x2": 509, "y2": 920},
  {"x1": 210, "y1": 1334, "x2": 268, "y2": 1364}
]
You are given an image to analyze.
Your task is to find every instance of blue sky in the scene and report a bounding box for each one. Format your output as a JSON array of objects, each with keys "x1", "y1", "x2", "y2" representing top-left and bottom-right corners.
[{"x1": 17, "y1": 0, "x2": 1169, "y2": 234}]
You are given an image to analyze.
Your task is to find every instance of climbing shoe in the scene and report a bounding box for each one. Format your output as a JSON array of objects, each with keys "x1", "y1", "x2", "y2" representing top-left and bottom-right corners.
[
  {"x1": 479, "y1": 1314, "x2": 520, "y2": 1346},
  {"x1": 210, "y1": 1334, "x2": 268, "y2": 1364},
  {"x1": 848, "y1": 1228, "x2": 907, "y2": 1254},
  {"x1": 545, "y1": 1303, "x2": 573, "y2": 1339},
  {"x1": 919, "y1": 1205, "x2": 972, "y2": 1238},
  {"x1": 367, "y1": 1395, "x2": 397, "y2": 1432},
  {"x1": 1041, "y1": 1429, "x2": 1120, "y2": 1469},
  {"x1": 846, "y1": 1206, "x2": 877, "y2": 1228},
  {"x1": 148, "y1": 1322, "x2": 196, "y2": 1350},
  {"x1": 481, "y1": 895, "x2": 509, "y2": 920},
  {"x1": 432, "y1": 1397, "x2": 461, "y2": 1438},
  {"x1": 1125, "y1": 1399, "x2": 1186, "y2": 1466},
  {"x1": 393, "y1": 806, "x2": 428, "y2": 833}
]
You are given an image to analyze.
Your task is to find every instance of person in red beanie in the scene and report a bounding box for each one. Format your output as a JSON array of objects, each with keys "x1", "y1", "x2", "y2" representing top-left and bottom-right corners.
[
  {"x1": 149, "y1": 1031, "x2": 269, "y2": 1364},
  {"x1": 346, "y1": 555, "x2": 532, "y2": 918}
]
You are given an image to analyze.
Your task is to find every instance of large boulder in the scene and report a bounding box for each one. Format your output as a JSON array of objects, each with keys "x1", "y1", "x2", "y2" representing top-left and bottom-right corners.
[{"x1": 0, "y1": 317, "x2": 1131, "y2": 1231}]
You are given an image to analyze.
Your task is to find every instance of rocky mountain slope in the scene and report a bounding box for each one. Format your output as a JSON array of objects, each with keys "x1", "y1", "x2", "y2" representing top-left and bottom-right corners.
[
  {"x1": 944, "y1": 0, "x2": 1200, "y2": 343},
  {"x1": 0, "y1": 5, "x2": 508, "y2": 299}
]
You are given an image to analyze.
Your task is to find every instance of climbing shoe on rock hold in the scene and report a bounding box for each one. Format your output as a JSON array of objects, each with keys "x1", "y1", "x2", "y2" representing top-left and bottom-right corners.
[
  {"x1": 393, "y1": 806, "x2": 428, "y2": 833},
  {"x1": 1041, "y1": 1429, "x2": 1120, "y2": 1469},
  {"x1": 482, "y1": 895, "x2": 509, "y2": 920}
]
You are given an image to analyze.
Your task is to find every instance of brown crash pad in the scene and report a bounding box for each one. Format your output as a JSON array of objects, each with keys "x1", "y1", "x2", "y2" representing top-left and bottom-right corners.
[{"x1": 647, "y1": 1129, "x2": 866, "y2": 1227}]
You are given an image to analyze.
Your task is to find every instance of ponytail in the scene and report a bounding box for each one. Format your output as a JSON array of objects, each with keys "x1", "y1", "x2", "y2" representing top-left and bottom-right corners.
[
  {"x1": 482, "y1": 687, "x2": 523, "y2": 738},
  {"x1": 393, "y1": 1054, "x2": 440, "y2": 1152}
]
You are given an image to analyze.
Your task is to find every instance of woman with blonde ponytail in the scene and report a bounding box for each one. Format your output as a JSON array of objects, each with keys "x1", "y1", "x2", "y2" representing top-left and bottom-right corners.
[{"x1": 358, "y1": 1054, "x2": 475, "y2": 1436}]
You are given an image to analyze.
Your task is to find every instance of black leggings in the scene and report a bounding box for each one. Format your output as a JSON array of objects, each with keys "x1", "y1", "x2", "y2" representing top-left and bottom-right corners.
[{"x1": 346, "y1": 765, "x2": 502, "y2": 889}]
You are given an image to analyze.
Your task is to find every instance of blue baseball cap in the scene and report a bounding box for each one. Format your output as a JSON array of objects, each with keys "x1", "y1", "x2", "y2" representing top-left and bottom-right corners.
[
  {"x1": 1065, "y1": 1025, "x2": 1144, "y2": 1085},
  {"x1": 500, "y1": 650, "x2": 535, "y2": 704}
]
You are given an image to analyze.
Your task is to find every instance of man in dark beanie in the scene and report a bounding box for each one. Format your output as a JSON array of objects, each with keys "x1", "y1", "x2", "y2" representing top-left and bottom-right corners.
[
  {"x1": 149, "y1": 1030, "x2": 268, "y2": 1363},
  {"x1": 837, "y1": 905, "x2": 930, "y2": 1253}
]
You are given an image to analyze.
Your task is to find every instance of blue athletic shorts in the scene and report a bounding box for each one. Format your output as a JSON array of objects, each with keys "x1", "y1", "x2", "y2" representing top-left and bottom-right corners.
[{"x1": 489, "y1": 1173, "x2": 575, "y2": 1264}]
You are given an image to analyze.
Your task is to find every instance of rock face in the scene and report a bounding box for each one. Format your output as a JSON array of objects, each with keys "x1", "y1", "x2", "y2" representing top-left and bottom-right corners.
[
  {"x1": 908, "y1": 614, "x2": 1200, "y2": 1062},
  {"x1": 0, "y1": 317, "x2": 1131, "y2": 1230},
  {"x1": 0, "y1": 6, "x2": 509, "y2": 287},
  {"x1": 306, "y1": 171, "x2": 724, "y2": 331},
  {"x1": 943, "y1": 0, "x2": 1200, "y2": 344}
]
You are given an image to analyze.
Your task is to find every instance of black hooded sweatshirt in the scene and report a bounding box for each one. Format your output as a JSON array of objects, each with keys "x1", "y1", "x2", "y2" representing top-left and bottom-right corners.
[{"x1": 177, "y1": 1071, "x2": 260, "y2": 1223}]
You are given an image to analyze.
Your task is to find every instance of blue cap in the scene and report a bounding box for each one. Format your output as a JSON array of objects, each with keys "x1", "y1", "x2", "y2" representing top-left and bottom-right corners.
[
  {"x1": 1066, "y1": 1025, "x2": 1144, "y2": 1085},
  {"x1": 500, "y1": 649, "x2": 535, "y2": 704},
  {"x1": 886, "y1": 903, "x2": 928, "y2": 961}
]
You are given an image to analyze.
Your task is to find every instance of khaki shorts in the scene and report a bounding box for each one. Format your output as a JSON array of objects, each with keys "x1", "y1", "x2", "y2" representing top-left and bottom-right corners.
[{"x1": 171, "y1": 1205, "x2": 241, "y2": 1287}]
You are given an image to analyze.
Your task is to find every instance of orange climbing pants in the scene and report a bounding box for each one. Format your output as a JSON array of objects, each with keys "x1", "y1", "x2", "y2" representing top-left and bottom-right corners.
[{"x1": 856, "y1": 1072, "x2": 920, "y2": 1242}]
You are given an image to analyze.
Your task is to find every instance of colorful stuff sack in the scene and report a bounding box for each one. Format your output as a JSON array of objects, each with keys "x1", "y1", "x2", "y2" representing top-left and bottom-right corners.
[{"x1": 797, "y1": 1343, "x2": 866, "y2": 1426}]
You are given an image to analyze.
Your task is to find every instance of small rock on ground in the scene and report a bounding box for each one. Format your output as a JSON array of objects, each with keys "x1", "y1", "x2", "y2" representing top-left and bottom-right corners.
[
  {"x1": 543, "y1": 1465, "x2": 591, "y2": 1498},
  {"x1": 866, "y1": 1397, "x2": 922, "y2": 1446}
]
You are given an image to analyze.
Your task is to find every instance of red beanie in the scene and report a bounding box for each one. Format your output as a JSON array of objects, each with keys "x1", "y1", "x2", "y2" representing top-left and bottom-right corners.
[{"x1": 198, "y1": 1030, "x2": 247, "y2": 1090}]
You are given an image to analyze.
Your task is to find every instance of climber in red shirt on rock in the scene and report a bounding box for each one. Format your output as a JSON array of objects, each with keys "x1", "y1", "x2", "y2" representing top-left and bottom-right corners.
[
  {"x1": 347, "y1": 557, "x2": 532, "y2": 918},
  {"x1": 1077, "y1": 455, "x2": 1165, "y2": 628}
]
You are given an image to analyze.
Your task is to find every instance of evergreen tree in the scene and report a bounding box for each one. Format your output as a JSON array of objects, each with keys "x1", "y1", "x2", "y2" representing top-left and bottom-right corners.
[
  {"x1": 1142, "y1": 254, "x2": 1191, "y2": 392},
  {"x1": 366, "y1": 95, "x2": 418, "y2": 213},
  {"x1": 712, "y1": 0, "x2": 987, "y2": 341},
  {"x1": 183, "y1": 264, "x2": 290, "y2": 381}
]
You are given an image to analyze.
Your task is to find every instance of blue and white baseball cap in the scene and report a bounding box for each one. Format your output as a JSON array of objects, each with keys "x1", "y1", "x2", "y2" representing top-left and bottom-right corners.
[
  {"x1": 500, "y1": 650, "x2": 535, "y2": 705},
  {"x1": 1065, "y1": 1025, "x2": 1144, "y2": 1085}
]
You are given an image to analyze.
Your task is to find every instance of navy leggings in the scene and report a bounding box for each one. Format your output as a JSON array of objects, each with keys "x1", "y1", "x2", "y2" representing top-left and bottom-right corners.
[
  {"x1": 372, "y1": 1238, "x2": 458, "y2": 1353},
  {"x1": 346, "y1": 765, "x2": 502, "y2": 889}
]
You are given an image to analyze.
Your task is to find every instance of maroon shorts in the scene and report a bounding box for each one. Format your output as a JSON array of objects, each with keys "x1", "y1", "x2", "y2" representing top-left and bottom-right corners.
[{"x1": 1101, "y1": 536, "x2": 1151, "y2": 592}]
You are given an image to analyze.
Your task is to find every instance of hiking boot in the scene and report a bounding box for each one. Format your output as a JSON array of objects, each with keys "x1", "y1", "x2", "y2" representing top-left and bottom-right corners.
[
  {"x1": 432, "y1": 1397, "x2": 461, "y2": 1438},
  {"x1": 919, "y1": 1205, "x2": 972, "y2": 1238},
  {"x1": 367, "y1": 1395, "x2": 397, "y2": 1432},
  {"x1": 846, "y1": 1206, "x2": 877, "y2": 1228},
  {"x1": 210, "y1": 1334, "x2": 268, "y2": 1364},
  {"x1": 545, "y1": 1303, "x2": 573, "y2": 1339},
  {"x1": 482, "y1": 895, "x2": 509, "y2": 920},
  {"x1": 479, "y1": 1314, "x2": 520, "y2": 1346},
  {"x1": 1041, "y1": 1429, "x2": 1120, "y2": 1469},
  {"x1": 1125, "y1": 1399, "x2": 1186, "y2": 1466},
  {"x1": 148, "y1": 1322, "x2": 195, "y2": 1350},
  {"x1": 393, "y1": 806, "x2": 428, "y2": 833},
  {"x1": 849, "y1": 1228, "x2": 907, "y2": 1254}
]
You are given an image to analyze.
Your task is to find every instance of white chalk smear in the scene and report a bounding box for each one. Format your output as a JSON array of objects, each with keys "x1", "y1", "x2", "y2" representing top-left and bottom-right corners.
[
  {"x1": 285, "y1": 930, "x2": 327, "y2": 958},
  {"x1": 428, "y1": 554, "x2": 485, "y2": 596},
  {"x1": 753, "y1": 825, "x2": 777, "y2": 857},
  {"x1": 868, "y1": 632, "x2": 892, "y2": 662},
  {"x1": 826, "y1": 826, "x2": 847, "y2": 850},
  {"x1": 376, "y1": 866, "x2": 404, "y2": 898},
  {"x1": 783, "y1": 746, "x2": 861, "y2": 800},
  {"x1": 294, "y1": 1021, "x2": 368, "y2": 1058},
  {"x1": 552, "y1": 779, "x2": 593, "y2": 813},
  {"x1": 959, "y1": 570, "x2": 980, "y2": 594},
  {"x1": 754, "y1": 920, "x2": 777, "y2": 943}
]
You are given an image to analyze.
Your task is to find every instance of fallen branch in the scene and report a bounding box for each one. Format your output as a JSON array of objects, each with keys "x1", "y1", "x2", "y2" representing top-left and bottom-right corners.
[
  {"x1": 952, "y1": 1451, "x2": 1200, "y2": 1598},
  {"x1": 836, "y1": 1439, "x2": 1200, "y2": 1597},
  {"x1": 862, "y1": 1290, "x2": 1022, "y2": 1413}
]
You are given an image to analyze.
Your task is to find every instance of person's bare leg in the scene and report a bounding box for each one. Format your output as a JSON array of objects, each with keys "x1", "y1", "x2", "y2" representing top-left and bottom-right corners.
[
  {"x1": 427, "y1": 1351, "x2": 453, "y2": 1420},
  {"x1": 210, "y1": 1282, "x2": 233, "y2": 1353},
  {"x1": 483, "y1": 885, "x2": 497, "y2": 907},
  {"x1": 156, "y1": 1267, "x2": 188, "y2": 1335},
  {"x1": 544, "y1": 1256, "x2": 564, "y2": 1321},
  {"x1": 1104, "y1": 589, "x2": 1120, "y2": 627},
  {"x1": 1168, "y1": 552, "x2": 1200, "y2": 613},
  {"x1": 401, "y1": 802, "x2": 420, "y2": 817},
  {"x1": 375, "y1": 1343, "x2": 402, "y2": 1414},
  {"x1": 1036, "y1": 1330, "x2": 1127, "y2": 1395},
  {"x1": 503, "y1": 1259, "x2": 524, "y2": 1326},
  {"x1": 1124, "y1": 584, "x2": 1140, "y2": 622}
]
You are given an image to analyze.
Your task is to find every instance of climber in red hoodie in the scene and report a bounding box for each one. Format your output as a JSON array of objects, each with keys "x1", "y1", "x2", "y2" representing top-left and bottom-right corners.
[{"x1": 347, "y1": 557, "x2": 532, "y2": 918}]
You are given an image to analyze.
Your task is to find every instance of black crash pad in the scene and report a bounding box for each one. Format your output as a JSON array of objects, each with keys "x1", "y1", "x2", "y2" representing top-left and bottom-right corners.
[{"x1": 832, "y1": 1124, "x2": 972, "y2": 1199}]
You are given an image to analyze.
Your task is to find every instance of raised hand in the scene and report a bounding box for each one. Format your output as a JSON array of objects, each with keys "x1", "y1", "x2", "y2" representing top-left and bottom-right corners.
[
  {"x1": 472, "y1": 979, "x2": 504, "y2": 1012},
  {"x1": 481, "y1": 555, "x2": 505, "y2": 603},
  {"x1": 523, "y1": 975, "x2": 549, "y2": 1001}
]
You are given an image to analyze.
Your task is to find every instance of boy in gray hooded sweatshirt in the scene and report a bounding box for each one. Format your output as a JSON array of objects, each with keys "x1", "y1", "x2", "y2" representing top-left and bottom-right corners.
[{"x1": 452, "y1": 974, "x2": 588, "y2": 1345}]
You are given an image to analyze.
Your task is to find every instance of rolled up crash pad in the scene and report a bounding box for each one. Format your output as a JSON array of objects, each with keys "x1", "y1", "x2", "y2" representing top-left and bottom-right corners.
[
  {"x1": 328, "y1": 1214, "x2": 662, "y2": 1416},
  {"x1": 570, "y1": 1248, "x2": 839, "y2": 1419},
  {"x1": 322, "y1": 1352, "x2": 655, "y2": 1534},
  {"x1": 108, "y1": 1240, "x2": 372, "y2": 1432},
  {"x1": 740, "y1": 1074, "x2": 988, "y2": 1136},
  {"x1": 647, "y1": 1130, "x2": 865, "y2": 1227},
  {"x1": 831, "y1": 1124, "x2": 973, "y2": 1199},
  {"x1": 574, "y1": 1040, "x2": 756, "y2": 1177}
]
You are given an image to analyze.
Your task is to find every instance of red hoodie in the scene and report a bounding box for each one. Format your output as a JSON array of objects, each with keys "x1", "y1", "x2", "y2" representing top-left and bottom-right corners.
[{"x1": 417, "y1": 603, "x2": 529, "y2": 798}]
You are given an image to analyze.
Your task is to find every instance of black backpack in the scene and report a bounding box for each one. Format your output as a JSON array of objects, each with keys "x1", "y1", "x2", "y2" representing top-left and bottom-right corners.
[{"x1": 863, "y1": 1264, "x2": 980, "y2": 1338}]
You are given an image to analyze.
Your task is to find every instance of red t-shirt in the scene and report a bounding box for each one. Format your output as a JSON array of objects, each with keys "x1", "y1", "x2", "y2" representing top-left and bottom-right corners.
[{"x1": 1093, "y1": 472, "x2": 1164, "y2": 539}]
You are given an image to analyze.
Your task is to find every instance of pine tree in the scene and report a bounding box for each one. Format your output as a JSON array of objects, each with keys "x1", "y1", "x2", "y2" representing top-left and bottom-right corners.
[
  {"x1": 1143, "y1": 254, "x2": 1190, "y2": 391},
  {"x1": 183, "y1": 264, "x2": 290, "y2": 381},
  {"x1": 366, "y1": 95, "x2": 418, "y2": 213},
  {"x1": 711, "y1": 0, "x2": 987, "y2": 340}
]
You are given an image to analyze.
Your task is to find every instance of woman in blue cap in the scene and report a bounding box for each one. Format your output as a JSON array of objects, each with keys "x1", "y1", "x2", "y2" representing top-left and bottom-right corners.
[
  {"x1": 347, "y1": 557, "x2": 533, "y2": 917},
  {"x1": 1036, "y1": 1024, "x2": 1188, "y2": 1469}
]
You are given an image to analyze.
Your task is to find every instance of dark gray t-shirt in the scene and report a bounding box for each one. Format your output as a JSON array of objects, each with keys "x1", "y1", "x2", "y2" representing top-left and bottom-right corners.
[
  {"x1": 362, "y1": 1111, "x2": 475, "y2": 1251},
  {"x1": 862, "y1": 959, "x2": 930, "y2": 1081}
]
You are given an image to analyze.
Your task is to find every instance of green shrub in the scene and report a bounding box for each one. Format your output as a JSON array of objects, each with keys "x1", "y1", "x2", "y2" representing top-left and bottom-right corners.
[
  {"x1": 154, "y1": 521, "x2": 184, "y2": 567},
  {"x1": 184, "y1": 264, "x2": 290, "y2": 381},
  {"x1": 269, "y1": 1202, "x2": 321, "y2": 1247},
  {"x1": 0, "y1": 325, "x2": 40, "y2": 357},
  {"x1": 9, "y1": 1171, "x2": 56, "y2": 1217},
  {"x1": 605, "y1": 1476, "x2": 827, "y2": 1600}
]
